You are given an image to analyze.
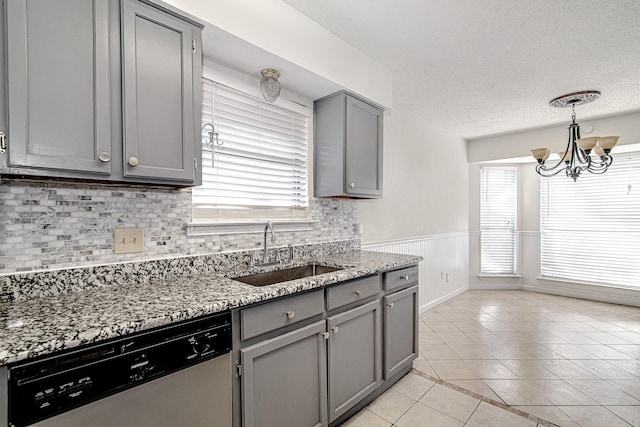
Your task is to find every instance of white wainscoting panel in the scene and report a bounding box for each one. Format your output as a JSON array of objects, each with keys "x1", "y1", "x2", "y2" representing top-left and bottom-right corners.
[{"x1": 363, "y1": 233, "x2": 469, "y2": 312}]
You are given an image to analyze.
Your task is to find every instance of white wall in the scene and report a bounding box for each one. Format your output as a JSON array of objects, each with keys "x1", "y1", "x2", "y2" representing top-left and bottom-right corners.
[
  {"x1": 468, "y1": 111, "x2": 640, "y2": 163},
  {"x1": 162, "y1": 0, "x2": 393, "y2": 108},
  {"x1": 357, "y1": 106, "x2": 470, "y2": 310},
  {"x1": 164, "y1": 1, "x2": 471, "y2": 310},
  {"x1": 358, "y1": 105, "x2": 469, "y2": 243}
]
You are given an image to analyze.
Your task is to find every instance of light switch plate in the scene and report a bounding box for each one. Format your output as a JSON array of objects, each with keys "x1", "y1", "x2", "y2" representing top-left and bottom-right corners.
[{"x1": 114, "y1": 228, "x2": 144, "y2": 254}]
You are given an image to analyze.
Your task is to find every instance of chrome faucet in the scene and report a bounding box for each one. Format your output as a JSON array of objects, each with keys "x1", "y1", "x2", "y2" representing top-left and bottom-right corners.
[{"x1": 262, "y1": 221, "x2": 276, "y2": 264}]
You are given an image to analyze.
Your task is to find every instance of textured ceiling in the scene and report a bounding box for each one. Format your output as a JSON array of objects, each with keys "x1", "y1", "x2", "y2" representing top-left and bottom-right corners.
[{"x1": 280, "y1": 0, "x2": 640, "y2": 139}]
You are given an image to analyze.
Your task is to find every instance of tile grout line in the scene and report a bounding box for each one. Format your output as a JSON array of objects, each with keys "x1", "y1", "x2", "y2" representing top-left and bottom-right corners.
[{"x1": 410, "y1": 368, "x2": 562, "y2": 427}]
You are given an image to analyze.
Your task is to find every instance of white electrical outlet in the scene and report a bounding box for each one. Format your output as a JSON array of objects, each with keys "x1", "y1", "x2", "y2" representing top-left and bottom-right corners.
[{"x1": 114, "y1": 228, "x2": 144, "y2": 254}]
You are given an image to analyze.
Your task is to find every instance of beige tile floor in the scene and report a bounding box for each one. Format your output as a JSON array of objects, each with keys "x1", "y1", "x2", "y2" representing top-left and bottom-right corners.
[{"x1": 344, "y1": 290, "x2": 640, "y2": 427}]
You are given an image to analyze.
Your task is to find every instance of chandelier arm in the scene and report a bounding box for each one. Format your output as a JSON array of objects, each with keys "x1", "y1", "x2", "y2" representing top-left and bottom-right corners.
[
  {"x1": 538, "y1": 158, "x2": 567, "y2": 174},
  {"x1": 586, "y1": 167, "x2": 610, "y2": 175},
  {"x1": 575, "y1": 147, "x2": 590, "y2": 165},
  {"x1": 586, "y1": 156, "x2": 613, "y2": 173},
  {"x1": 536, "y1": 163, "x2": 568, "y2": 177}
]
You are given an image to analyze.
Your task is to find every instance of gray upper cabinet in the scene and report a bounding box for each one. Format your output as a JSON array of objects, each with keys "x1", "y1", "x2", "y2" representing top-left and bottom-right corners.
[
  {"x1": 4, "y1": 0, "x2": 113, "y2": 176},
  {"x1": 0, "y1": 0, "x2": 202, "y2": 186},
  {"x1": 121, "y1": 0, "x2": 197, "y2": 182},
  {"x1": 314, "y1": 91, "x2": 383, "y2": 198}
]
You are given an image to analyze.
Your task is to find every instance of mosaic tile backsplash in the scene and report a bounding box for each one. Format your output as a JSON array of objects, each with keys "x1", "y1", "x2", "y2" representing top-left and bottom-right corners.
[{"x1": 0, "y1": 179, "x2": 358, "y2": 274}]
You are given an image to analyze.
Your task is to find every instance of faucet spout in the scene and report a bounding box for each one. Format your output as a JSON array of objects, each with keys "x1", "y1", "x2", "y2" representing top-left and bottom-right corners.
[{"x1": 262, "y1": 221, "x2": 276, "y2": 263}]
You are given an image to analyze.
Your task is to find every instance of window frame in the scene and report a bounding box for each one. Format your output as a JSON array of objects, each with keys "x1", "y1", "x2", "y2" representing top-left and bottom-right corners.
[
  {"x1": 539, "y1": 153, "x2": 640, "y2": 289},
  {"x1": 479, "y1": 166, "x2": 518, "y2": 275},
  {"x1": 189, "y1": 63, "x2": 313, "y2": 232}
]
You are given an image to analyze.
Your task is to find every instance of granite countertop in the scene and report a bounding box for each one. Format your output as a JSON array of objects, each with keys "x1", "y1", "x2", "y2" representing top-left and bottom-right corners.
[{"x1": 0, "y1": 250, "x2": 421, "y2": 366}]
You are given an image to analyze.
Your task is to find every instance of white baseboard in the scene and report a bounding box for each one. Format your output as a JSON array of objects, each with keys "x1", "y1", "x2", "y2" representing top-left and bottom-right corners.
[
  {"x1": 522, "y1": 282, "x2": 640, "y2": 308},
  {"x1": 469, "y1": 283, "x2": 521, "y2": 290},
  {"x1": 420, "y1": 285, "x2": 469, "y2": 313}
]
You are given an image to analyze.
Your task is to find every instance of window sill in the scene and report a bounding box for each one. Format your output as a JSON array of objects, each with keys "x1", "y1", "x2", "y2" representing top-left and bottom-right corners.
[
  {"x1": 536, "y1": 275, "x2": 640, "y2": 292},
  {"x1": 186, "y1": 220, "x2": 318, "y2": 237}
]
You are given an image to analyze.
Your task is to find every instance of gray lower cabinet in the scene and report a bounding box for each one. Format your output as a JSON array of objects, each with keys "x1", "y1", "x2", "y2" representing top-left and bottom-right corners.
[
  {"x1": 314, "y1": 91, "x2": 383, "y2": 198},
  {"x1": 0, "y1": 0, "x2": 202, "y2": 186},
  {"x1": 327, "y1": 300, "x2": 381, "y2": 422},
  {"x1": 383, "y1": 285, "x2": 419, "y2": 379},
  {"x1": 240, "y1": 321, "x2": 328, "y2": 427},
  {"x1": 236, "y1": 269, "x2": 416, "y2": 427}
]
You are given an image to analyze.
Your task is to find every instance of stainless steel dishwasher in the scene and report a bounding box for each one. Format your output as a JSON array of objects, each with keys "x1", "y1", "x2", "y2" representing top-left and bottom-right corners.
[{"x1": 6, "y1": 311, "x2": 232, "y2": 427}]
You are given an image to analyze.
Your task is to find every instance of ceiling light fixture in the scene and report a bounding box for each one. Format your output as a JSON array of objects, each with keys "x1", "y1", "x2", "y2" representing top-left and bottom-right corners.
[
  {"x1": 531, "y1": 90, "x2": 620, "y2": 181},
  {"x1": 259, "y1": 68, "x2": 281, "y2": 102}
]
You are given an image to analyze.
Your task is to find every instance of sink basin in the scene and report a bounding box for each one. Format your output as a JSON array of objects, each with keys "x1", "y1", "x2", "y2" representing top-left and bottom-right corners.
[{"x1": 233, "y1": 264, "x2": 343, "y2": 287}]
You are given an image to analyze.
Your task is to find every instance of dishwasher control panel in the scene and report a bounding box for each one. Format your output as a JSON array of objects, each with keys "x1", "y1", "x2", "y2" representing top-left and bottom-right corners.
[{"x1": 8, "y1": 311, "x2": 231, "y2": 427}]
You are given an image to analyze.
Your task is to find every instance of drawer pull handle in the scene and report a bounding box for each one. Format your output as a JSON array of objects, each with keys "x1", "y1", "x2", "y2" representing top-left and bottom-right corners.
[
  {"x1": 331, "y1": 326, "x2": 339, "y2": 334},
  {"x1": 387, "y1": 302, "x2": 394, "y2": 308},
  {"x1": 286, "y1": 310, "x2": 295, "y2": 319},
  {"x1": 354, "y1": 289, "x2": 362, "y2": 296},
  {"x1": 400, "y1": 275, "x2": 410, "y2": 281}
]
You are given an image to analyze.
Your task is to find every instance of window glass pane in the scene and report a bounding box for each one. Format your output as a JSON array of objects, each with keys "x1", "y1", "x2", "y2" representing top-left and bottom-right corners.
[
  {"x1": 540, "y1": 155, "x2": 640, "y2": 288},
  {"x1": 193, "y1": 78, "x2": 309, "y2": 213},
  {"x1": 481, "y1": 167, "x2": 517, "y2": 274}
]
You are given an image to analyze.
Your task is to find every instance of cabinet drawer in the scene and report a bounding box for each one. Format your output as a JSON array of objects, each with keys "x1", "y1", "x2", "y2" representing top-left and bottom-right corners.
[
  {"x1": 241, "y1": 289, "x2": 324, "y2": 340},
  {"x1": 326, "y1": 275, "x2": 379, "y2": 311},
  {"x1": 384, "y1": 266, "x2": 418, "y2": 291}
]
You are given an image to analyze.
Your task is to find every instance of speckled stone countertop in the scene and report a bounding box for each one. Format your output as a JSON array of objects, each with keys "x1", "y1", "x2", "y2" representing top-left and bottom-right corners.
[{"x1": 0, "y1": 250, "x2": 421, "y2": 366}]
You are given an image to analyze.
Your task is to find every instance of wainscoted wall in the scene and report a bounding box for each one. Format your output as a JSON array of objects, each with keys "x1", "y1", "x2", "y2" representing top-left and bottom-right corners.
[
  {"x1": 363, "y1": 233, "x2": 469, "y2": 312},
  {"x1": 0, "y1": 179, "x2": 357, "y2": 274},
  {"x1": 469, "y1": 231, "x2": 640, "y2": 307}
]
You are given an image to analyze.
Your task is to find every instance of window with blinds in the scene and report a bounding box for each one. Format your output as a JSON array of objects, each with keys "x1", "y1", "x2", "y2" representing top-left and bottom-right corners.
[
  {"x1": 192, "y1": 78, "x2": 309, "y2": 220},
  {"x1": 540, "y1": 155, "x2": 640, "y2": 288},
  {"x1": 480, "y1": 167, "x2": 518, "y2": 274}
]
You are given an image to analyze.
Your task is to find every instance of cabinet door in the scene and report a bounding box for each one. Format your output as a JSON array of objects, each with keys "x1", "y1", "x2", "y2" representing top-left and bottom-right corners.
[
  {"x1": 327, "y1": 300, "x2": 381, "y2": 422},
  {"x1": 240, "y1": 321, "x2": 328, "y2": 427},
  {"x1": 384, "y1": 286, "x2": 418, "y2": 379},
  {"x1": 121, "y1": 0, "x2": 195, "y2": 182},
  {"x1": 344, "y1": 95, "x2": 382, "y2": 197},
  {"x1": 5, "y1": 0, "x2": 112, "y2": 175}
]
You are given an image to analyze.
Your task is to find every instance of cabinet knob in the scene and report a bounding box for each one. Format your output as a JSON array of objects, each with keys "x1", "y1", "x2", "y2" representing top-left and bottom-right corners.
[
  {"x1": 321, "y1": 332, "x2": 330, "y2": 340},
  {"x1": 128, "y1": 156, "x2": 139, "y2": 167},
  {"x1": 348, "y1": 182, "x2": 355, "y2": 188},
  {"x1": 331, "y1": 326, "x2": 339, "y2": 334},
  {"x1": 400, "y1": 275, "x2": 410, "y2": 281},
  {"x1": 354, "y1": 289, "x2": 362, "y2": 296},
  {"x1": 387, "y1": 302, "x2": 394, "y2": 308},
  {"x1": 286, "y1": 310, "x2": 295, "y2": 319},
  {"x1": 98, "y1": 152, "x2": 111, "y2": 162}
]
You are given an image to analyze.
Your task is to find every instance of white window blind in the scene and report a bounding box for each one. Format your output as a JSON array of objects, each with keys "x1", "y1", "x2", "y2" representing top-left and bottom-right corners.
[
  {"x1": 540, "y1": 155, "x2": 640, "y2": 288},
  {"x1": 480, "y1": 167, "x2": 517, "y2": 274},
  {"x1": 193, "y1": 78, "x2": 309, "y2": 216}
]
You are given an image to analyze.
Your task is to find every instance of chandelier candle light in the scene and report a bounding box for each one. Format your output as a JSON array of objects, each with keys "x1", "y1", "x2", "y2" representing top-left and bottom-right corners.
[{"x1": 531, "y1": 90, "x2": 620, "y2": 181}]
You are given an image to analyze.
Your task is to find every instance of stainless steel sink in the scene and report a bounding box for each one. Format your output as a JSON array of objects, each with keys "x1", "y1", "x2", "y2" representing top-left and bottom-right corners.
[{"x1": 232, "y1": 264, "x2": 343, "y2": 287}]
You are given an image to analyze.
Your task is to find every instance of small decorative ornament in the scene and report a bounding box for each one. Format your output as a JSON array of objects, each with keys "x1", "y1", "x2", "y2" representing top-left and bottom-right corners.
[{"x1": 260, "y1": 68, "x2": 281, "y2": 103}]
